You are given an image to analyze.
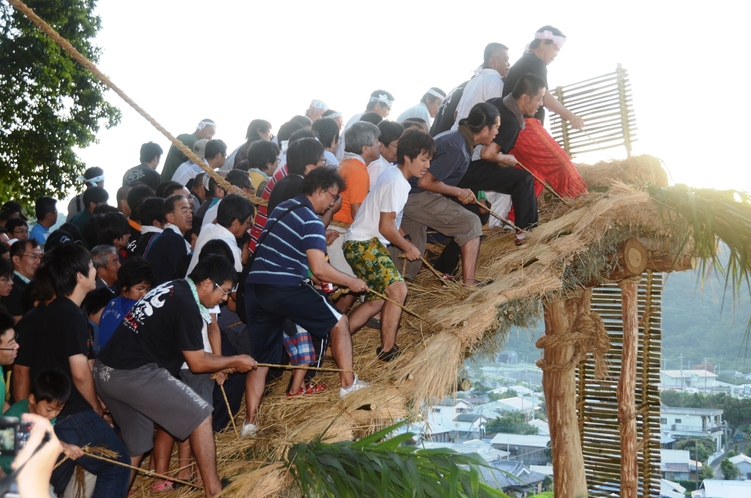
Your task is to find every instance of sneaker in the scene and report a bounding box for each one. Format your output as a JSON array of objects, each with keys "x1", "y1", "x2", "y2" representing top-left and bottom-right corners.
[
  {"x1": 339, "y1": 374, "x2": 369, "y2": 398},
  {"x1": 304, "y1": 381, "x2": 328, "y2": 394},
  {"x1": 376, "y1": 344, "x2": 401, "y2": 362},
  {"x1": 241, "y1": 421, "x2": 258, "y2": 437},
  {"x1": 514, "y1": 233, "x2": 528, "y2": 246}
]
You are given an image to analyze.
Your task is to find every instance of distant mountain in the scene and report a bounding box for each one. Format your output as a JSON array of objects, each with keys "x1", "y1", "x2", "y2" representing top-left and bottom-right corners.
[{"x1": 495, "y1": 266, "x2": 751, "y2": 373}]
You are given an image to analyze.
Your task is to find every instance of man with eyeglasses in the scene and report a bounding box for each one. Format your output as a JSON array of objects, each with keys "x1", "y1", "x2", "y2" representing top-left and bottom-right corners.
[
  {"x1": 0, "y1": 310, "x2": 19, "y2": 411},
  {"x1": 0, "y1": 240, "x2": 42, "y2": 322},
  {"x1": 5, "y1": 218, "x2": 29, "y2": 241},
  {"x1": 95, "y1": 255, "x2": 257, "y2": 497}
]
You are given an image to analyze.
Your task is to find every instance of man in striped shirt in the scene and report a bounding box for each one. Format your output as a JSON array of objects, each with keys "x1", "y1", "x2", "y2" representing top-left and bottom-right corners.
[{"x1": 241, "y1": 168, "x2": 369, "y2": 437}]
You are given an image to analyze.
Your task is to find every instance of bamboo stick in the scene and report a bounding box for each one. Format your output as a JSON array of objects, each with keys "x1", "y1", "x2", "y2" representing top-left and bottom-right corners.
[
  {"x1": 80, "y1": 448, "x2": 202, "y2": 490},
  {"x1": 515, "y1": 161, "x2": 572, "y2": 206},
  {"x1": 368, "y1": 289, "x2": 426, "y2": 321},
  {"x1": 220, "y1": 383, "x2": 239, "y2": 438},
  {"x1": 419, "y1": 256, "x2": 449, "y2": 285},
  {"x1": 256, "y1": 362, "x2": 353, "y2": 373}
]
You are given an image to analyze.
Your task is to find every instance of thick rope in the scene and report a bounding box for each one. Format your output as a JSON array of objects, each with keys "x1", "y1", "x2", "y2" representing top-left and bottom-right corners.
[
  {"x1": 7, "y1": 0, "x2": 265, "y2": 206},
  {"x1": 535, "y1": 309, "x2": 610, "y2": 379}
]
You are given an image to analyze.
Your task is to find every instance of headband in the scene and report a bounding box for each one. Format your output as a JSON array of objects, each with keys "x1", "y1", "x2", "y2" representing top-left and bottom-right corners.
[
  {"x1": 310, "y1": 99, "x2": 328, "y2": 110},
  {"x1": 79, "y1": 174, "x2": 104, "y2": 186},
  {"x1": 325, "y1": 112, "x2": 342, "y2": 119},
  {"x1": 196, "y1": 119, "x2": 215, "y2": 130},
  {"x1": 426, "y1": 89, "x2": 445, "y2": 101},
  {"x1": 202, "y1": 173, "x2": 211, "y2": 191},
  {"x1": 534, "y1": 30, "x2": 566, "y2": 48},
  {"x1": 369, "y1": 94, "x2": 394, "y2": 107}
]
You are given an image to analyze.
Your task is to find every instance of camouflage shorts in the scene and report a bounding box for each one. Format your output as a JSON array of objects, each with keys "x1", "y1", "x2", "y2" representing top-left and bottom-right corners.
[{"x1": 343, "y1": 238, "x2": 403, "y2": 301}]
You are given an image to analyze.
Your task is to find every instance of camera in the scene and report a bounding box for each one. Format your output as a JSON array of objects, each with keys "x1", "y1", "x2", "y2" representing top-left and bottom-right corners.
[{"x1": 0, "y1": 417, "x2": 32, "y2": 457}]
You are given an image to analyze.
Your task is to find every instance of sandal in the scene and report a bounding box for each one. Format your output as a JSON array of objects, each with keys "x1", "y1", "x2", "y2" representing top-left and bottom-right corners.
[
  {"x1": 376, "y1": 345, "x2": 401, "y2": 362},
  {"x1": 304, "y1": 381, "x2": 328, "y2": 394},
  {"x1": 151, "y1": 480, "x2": 173, "y2": 492}
]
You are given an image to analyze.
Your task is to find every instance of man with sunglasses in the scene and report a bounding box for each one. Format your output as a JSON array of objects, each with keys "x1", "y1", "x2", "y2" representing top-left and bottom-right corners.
[{"x1": 95, "y1": 255, "x2": 257, "y2": 497}]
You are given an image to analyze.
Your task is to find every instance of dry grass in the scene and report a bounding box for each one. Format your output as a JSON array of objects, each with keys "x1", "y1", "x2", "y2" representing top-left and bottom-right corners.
[{"x1": 125, "y1": 162, "x2": 698, "y2": 497}]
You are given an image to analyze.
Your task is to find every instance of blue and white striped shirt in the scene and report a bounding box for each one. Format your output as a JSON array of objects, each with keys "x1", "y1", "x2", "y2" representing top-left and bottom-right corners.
[{"x1": 247, "y1": 195, "x2": 327, "y2": 286}]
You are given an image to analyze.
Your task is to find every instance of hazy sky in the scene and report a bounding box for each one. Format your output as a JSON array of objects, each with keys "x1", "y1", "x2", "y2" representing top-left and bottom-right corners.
[{"x1": 71, "y1": 0, "x2": 750, "y2": 204}]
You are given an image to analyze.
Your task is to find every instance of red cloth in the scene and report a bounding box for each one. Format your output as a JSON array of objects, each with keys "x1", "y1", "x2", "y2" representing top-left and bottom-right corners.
[{"x1": 509, "y1": 118, "x2": 587, "y2": 199}]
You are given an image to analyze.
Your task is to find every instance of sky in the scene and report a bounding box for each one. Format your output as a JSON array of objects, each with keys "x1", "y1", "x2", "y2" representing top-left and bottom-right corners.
[{"x1": 69, "y1": 0, "x2": 751, "y2": 204}]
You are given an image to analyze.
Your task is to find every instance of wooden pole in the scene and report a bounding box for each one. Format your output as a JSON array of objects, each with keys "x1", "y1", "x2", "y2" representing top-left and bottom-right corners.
[
  {"x1": 541, "y1": 289, "x2": 589, "y2": 498},
  {"x1": 618, "y1": 276, "x2": 640, "y2": 498}
]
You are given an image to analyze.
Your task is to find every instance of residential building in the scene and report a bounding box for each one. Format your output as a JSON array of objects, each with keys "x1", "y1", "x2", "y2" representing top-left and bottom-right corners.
[
  {"x1": 661, "y1": 478, "x2": 686, "y2": 498},
  {"x1": 660, "y1": 449, "x2": 692, "y2": 481},
  {"x1": 490, "y1": 433, "x2": 551, "y2": 466},
  {"x1": 420, "y1": 439, "x2": 508, "y2": 462},
  {"x1": 729, "y1": 453, "x2": 751, "y2": 480},
  {"x1": 480, "y1": 461, "x2": 546, "y2": 496},
  {"x1": 660, "y1": 406, "x2": 724, "y2": 452},
  {"x1": 696, "y1": 479, "x2": 751, "y2": 497},
  {"x1": 661, "y1": 369, "x2": 717, "y2": 390}
]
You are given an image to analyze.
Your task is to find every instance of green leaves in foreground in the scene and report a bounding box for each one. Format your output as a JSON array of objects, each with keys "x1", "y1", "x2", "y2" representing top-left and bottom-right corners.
[{"x1": 287, "y1": 422, "x2": 509, "y2": 498}]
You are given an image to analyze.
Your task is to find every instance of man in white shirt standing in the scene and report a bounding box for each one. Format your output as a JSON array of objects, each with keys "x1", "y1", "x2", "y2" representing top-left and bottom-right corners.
[
  {"x1": 172, "y1": 139, "x2": 226, "y2": 186},
  {"x1": 452, "y1": 43, "x2": 510, "y2": 130},
  {"x1": 338, "y1": 90, "x2": 395, "y2": 160},
  {"x1": 397, "y1": 88, "x2": 445, "y2": 126},
  {"x1": 342, "y1": 129, "x2": 435, "y2": 361}
]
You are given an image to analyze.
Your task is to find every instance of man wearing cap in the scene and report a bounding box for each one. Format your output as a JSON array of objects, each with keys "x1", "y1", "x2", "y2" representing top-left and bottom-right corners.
[
  {"x1": 161, "y1": 119, "x2": 217, "y2": 182},
  {"x1": 29, "y1": 197, "x2": 58, "y2": 245},
  {"x1": 66, "y1": 167, "x2": 105, "y2": 222},
  {"x1": 397, "y1": 88, "x2": 446, "y2": 126},
  {"x1": 452, "y1": 43, "x2": 510, "y2": 130},
  {"x1": 304, "y1": 100, "x2": 328, "y2": 122}
]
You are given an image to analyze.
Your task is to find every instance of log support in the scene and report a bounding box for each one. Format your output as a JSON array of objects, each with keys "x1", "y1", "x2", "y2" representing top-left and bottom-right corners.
[
  {"x1": 618, "y1": 277, "x2": 641, "y2": 498},
  {"x1": 541, "y1": 289, "x2": 589, "y2": 498}
]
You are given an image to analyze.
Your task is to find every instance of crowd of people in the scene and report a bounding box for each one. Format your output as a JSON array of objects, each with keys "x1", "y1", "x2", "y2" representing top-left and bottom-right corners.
[{"x1": 0, "y1": 26, "x2": 587, "y2": 498}]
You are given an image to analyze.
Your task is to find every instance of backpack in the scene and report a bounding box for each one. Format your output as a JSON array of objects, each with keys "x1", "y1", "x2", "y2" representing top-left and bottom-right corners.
[{"x1": 235, "y1": 203, "x2": 307, "y2": 323}]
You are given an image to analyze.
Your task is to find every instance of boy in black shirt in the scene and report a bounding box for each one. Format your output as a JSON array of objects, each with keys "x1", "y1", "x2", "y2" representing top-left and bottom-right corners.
[
  {"x1": 95, "y1": 256, "x2": 257, "y2": 497},
  {"x1": 22, "y1": 243, "x2": 130, "y2": 497}
]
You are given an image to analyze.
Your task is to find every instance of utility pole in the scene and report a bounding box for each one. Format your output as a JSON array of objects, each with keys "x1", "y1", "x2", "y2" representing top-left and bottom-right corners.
[{"x1": 679, "y1": 354, "x2": 684, "y2": 391}]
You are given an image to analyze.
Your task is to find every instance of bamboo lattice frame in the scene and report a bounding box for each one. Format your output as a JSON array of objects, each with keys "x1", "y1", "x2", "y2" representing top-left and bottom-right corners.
[
  {"x1": 577, "y1": 271, "x2": 662, "y2": 496},
  {"x1": 550, "y1": 64, "x2": 637, "y2": 158}
]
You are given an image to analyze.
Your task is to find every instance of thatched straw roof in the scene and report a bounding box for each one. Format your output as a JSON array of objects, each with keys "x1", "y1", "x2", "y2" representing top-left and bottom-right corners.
[{"x1": 130, "y1": 155, "x2": 751, "y2": 497}]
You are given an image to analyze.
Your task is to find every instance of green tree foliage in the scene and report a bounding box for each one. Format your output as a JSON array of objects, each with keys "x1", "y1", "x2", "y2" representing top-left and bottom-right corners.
[
  {"x1": 485, "y1": 412, "x2": 539, "y2": 435},
  {"x1": 488, "y1": 389, "x2": 517, "y2": 402},
  {"x1": 699, "y1": 462, "x2": 715, "y2": 480},
  {"x1": 661, "y1": 391, "x2": 751, "y2": 430},
  {"x1": 0, "y1": 0, "x2": 120, "y2": 208},
  {"x1": 675, "y1": 438, "x2": 714, "y2": 464},
  {"x1": 720, "y1": 458, "x2": 741, "y2": 480}
]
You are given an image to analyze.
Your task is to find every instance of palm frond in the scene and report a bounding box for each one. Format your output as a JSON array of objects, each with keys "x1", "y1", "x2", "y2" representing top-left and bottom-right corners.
[
  {"x1": 648, "y1": 185, "x2": 751, "y2": 324},
  {"x1": 287, "y1": 421, "x2": 510, "y2": 498}
]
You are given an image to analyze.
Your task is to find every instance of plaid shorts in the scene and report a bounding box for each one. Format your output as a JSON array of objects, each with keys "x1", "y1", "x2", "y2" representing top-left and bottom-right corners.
[
  {"x1": 343, "y1": 237, "x2": 403, "y2": 301},
  {"x1": 283, "y1": 325, "x2": 316, "y2": 365}
]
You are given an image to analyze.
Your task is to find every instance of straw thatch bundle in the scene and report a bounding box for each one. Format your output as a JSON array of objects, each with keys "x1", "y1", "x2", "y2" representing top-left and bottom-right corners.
[
  {"x1": 576, "y1": 154, "x2": 669, "y2": 189},
  {"x1": 132, "y1": 180, "x2": 709, "y2": 497},
  {"x1": 122, "y1": 157, "x2": 751, "y2": 497}
]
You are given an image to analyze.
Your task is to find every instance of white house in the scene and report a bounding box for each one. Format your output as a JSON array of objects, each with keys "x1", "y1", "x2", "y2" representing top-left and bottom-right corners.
[
  {"x1": 661, "y1": 369, "x2": 717, "y2": 390},
  {"x1": 661, "y1": 479, "x2": 686, "y2": 498},
  {"x1": 660, "y1": 406, "x2": 724, "y2": 452},
  {"x1": 427, "y1": 398, "x2": 489, "y2": 440},
  {"x1": 729, "y1": 453, "x2": 751, "y2": 480},
  {"x1": 696, "y1": 479, "x2": 751, "y2": 497},
  {"x1": 529, "y1": 419, "x2": 550, "y2": 436},
  {"x1": 421, "y1": 439, "x2": 509, "y2": 462}
]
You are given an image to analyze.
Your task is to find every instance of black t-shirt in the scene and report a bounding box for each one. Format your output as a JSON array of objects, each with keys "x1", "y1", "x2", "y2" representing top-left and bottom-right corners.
[
  {"x1": 97, "y1": 279, "x2": 204, "y2": 377},
  {"x1": 14, "y1": 303, "x2": 46, "y2": 368},
  {"x1": 123, "y1": 164, "x2": 161, "y2": 191},
  {"x1": 268, "y1": 175, "x2": 304, "y2": 213},
  {"x1": 0, "y1": 275, "x2": 27, "y2": 317},
  {"x1": 487, "y1": 97, "x2": 523, "y2": 154},
  {"x1": 430, "y1": 80, "x2": 469, "y2": 137},
  {"x1": 502, "y1": 52, "x2": 548, "y2": 123},
  {"x1": 30, "y1": 298, "x2": 93, "y2": 417},
  {"x1": 409, "y1": 130, "x2": 472, "y2": 193}
]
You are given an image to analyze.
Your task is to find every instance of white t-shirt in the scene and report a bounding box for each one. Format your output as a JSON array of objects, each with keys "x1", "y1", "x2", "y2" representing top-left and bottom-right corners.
[
  {"x1": 337, "y1": 112, "x2": 365, "y2": 161},
  {"x1": 172, "y1": 159, "x2": 208, "y2": 185},
  {"x1": 451, "y1": 68, "x2": 504, "y2": 130},
  {"x1": 187, "y1": 222, "x2": 242, "y2": 274},
  {"x1": 323, "y1": 150, "x2": 339, "y2": 167},
  {"x1": 345, "y1": 166, "x2": 410, "y2": 246},
  {"x1": 202, "y1": 199, "x2": 220, "y2": 227},
  {"x1": 367, "y1": 155, "x2": 394, "y2": 189}
]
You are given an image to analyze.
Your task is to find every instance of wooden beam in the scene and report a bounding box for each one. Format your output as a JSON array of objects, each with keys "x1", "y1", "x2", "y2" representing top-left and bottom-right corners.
[
  {"x1": 605, "y1": 238, "x2": 647, "y2": 281},
  {"x1": 541, "y1": 289, "x2": 589, "y2": 498},
  {"x1": 645, "y1": 253, "x2": 695, "y2": 273},
  {"x1": 618, "y1": 277, "x2": 640, "y2": 498}
]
